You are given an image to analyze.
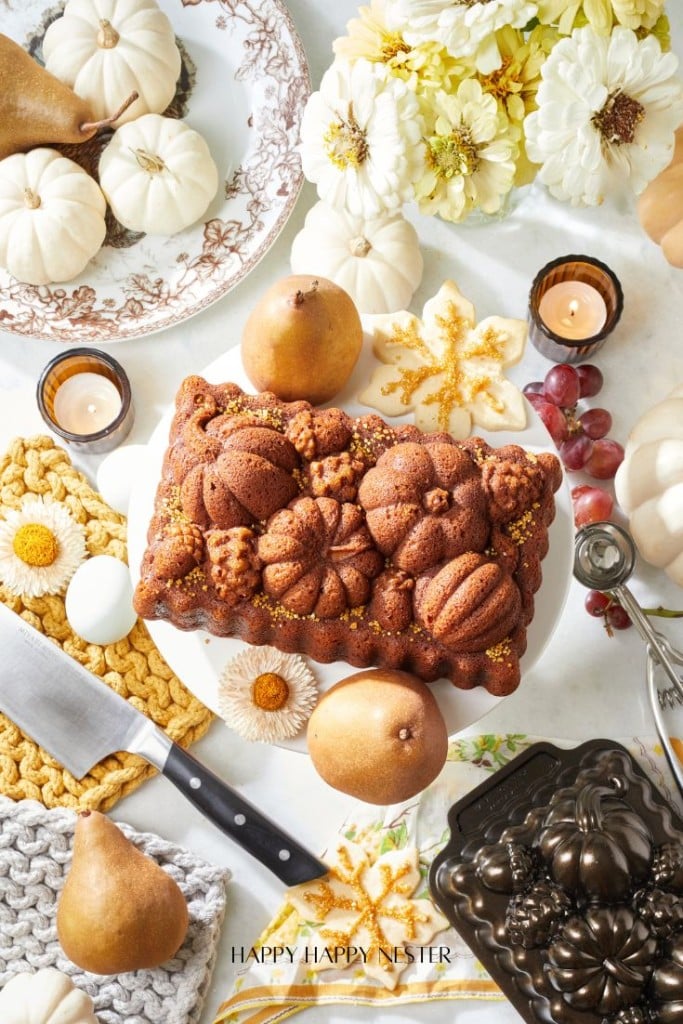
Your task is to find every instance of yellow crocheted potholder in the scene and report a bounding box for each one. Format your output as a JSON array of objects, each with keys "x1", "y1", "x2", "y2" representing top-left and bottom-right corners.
[{"x1": 0, "y1": 435, "x2": 214, "y2": 812}]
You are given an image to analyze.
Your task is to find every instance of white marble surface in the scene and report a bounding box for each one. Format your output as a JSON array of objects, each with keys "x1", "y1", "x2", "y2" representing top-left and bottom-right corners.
[{"x1": 2, "y1": 4, "x2": 683, "y2": 1023}]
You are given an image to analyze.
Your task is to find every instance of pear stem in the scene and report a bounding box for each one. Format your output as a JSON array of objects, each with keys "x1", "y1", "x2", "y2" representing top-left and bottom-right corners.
[
  {"x1": 350, "y1": 236, "x2": 372, "y2": 257},
  {"x1": 23, "y1": 188, "x2": 41, "y2": 210},
  {"x1": 97, "y1": 18, "x2": 120, "y2": 49},
  {"x1": 79, "y1": 90, "x2": 139, "y2": 134},
  {"x1": 291, "y1": 279, "x2": 319, "y2": 307}
]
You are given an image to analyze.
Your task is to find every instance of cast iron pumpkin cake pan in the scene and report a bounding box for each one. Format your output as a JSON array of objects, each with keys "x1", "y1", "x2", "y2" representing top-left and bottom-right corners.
[{"x1": 430, "y1": 740, "x2": 683, "y2": 1024}]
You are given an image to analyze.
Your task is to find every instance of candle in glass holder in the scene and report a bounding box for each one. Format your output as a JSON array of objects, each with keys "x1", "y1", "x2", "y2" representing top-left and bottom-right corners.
[
  {"x1": 37, "y1": 349, "x2": 134, "y2": 454},
  {"x1": 528, "y1": 255, "x2": 623, "y2": 363}
]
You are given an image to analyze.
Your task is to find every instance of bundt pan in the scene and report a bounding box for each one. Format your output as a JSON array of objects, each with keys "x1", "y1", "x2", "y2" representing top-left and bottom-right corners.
[{"x1": 430, "y1": 740, "x2": 683, "y2": 1024}]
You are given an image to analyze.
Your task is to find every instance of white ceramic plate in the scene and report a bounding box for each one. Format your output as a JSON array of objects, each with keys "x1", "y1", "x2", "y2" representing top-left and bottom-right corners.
[
  {"x1": 127, "y1": 345, "x2": 574, "y2": 751},
  {"x1": 0, "y1": 0, "x2": 309, "y2": 342}
]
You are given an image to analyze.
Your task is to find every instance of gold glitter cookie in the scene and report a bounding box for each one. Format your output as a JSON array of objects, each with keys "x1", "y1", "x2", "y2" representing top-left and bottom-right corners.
[
  {"x1": 287, "y1": 838, "x2": 448, "y2": 990},
  {"x1": 359, "y1": 280, "x2": 527, "y2": 439}
]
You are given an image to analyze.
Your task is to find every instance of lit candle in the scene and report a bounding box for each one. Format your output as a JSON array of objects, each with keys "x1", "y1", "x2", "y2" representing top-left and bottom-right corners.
[
  {"x1": 528, "y1": 255, "x2": 623, "y2": 364},
  {"x1": 37, "y1": 348, "x2": 134, "y2": 454},
  {"x1": 537, "y1": 281, "x2": 608, "y2": 341},
  {"x1": 52, "y1": 372, "x2": 123, "y2": 435}
]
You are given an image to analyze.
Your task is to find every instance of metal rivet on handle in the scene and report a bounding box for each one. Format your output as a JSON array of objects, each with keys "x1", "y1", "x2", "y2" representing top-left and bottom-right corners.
[
  {"x1": 279, "y1": 849, "x2": 291, "y2": 861},
  {"x1": 189, "y1": 776, "x2": 201, "y2": 790},
  {"x1": 234, "y1": 813, "x2": 246, "y2": 826}
]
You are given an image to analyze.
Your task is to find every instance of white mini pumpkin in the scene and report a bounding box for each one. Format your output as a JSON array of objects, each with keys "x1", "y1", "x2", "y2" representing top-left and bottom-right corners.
[
  {"x1": 0, "y1": 967, "x2": 97, "y2": 1024},
  {"x1": 290, "y1": 200, "x2": 424, "y2": 314},
  {"x1": 615, "y1": 383, "x2": 683, "y2": 586},
  {"x1": 0, "y1": 148, "x2": 106, "y2": 285},
  {"x1": 99, "y1": 114, "x2": 219, "y2": 235},
  {"x1": 43, "y1": 0, "x2": 181, "y2": 126}
]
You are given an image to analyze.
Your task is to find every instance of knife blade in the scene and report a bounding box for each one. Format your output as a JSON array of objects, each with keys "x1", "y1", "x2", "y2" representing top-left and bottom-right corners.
[{"x1": 0, "y1": 603, "x2": 327, "y2": 886}]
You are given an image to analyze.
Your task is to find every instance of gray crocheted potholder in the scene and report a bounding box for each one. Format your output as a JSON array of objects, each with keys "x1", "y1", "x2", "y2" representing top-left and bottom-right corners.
[{"x1": 0, "y1": 796, "x2": 230, "y2": 1024}]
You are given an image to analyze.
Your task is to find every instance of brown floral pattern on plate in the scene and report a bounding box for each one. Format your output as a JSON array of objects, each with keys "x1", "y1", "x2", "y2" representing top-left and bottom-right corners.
[{"x1": 0, "y1": 0, "x2": 309, "y2": 341}]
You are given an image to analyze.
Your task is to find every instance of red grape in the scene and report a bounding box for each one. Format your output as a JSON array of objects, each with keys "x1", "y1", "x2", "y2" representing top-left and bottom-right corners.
[
  {"x1": 605, "y1": 604, "x2": 631, "y2": 630},
  {"x1": 576, "y1": 364, "x2": 603, "y2": 398},
  {"x1": 578, "y1": 408, "x2": 612, "y2": 440},
  {"x1": 525, "y1": 392, "x2": 547, "y2": 412},
  {"x1": 536, "y1": 401, "x2": 569, "y2": 445},
  {"x1": 571, "y1": 484, "x2": 593, "y2": 501},
  {"x1": 560, "y1": 434, "x2": 594, "y2": 470},
  {"x1": 585, "y1": 590, "x2": 610, "y2": 617},
  {"x1": 573, "y1": 488, "x2": 614, "y2": 527},
  {"x1": 523, "y1": 381, "x2": 545, "y2": 396},
  {"x1": 584, "y1": 439, "x2": 625, "y2": 479},
  {"x1": 544, "y1": 364, "x2": 581, "y2": 408}
]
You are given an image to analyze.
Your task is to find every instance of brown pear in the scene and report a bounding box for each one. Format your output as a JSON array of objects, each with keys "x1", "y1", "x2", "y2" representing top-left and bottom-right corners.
[
  {"x1": 0, "y1": 34, "x2": 138, "y2": 160},
  {"x1": 57, "y1": 810, "x2": 189, "y2": 975}
]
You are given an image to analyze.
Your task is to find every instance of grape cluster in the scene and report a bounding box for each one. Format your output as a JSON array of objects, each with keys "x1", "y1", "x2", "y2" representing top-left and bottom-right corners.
[
  {"x1": 523, "y1": 364, "x2": 624, "y2": 479},
  {"x1": 584, "y1": 590, "x2": 632, "y2": 632}
]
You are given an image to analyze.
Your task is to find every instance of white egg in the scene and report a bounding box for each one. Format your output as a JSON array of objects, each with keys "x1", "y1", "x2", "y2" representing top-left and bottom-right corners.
[
  {"x1": 96, "y1": 445, "x2": 148, "y2": 515},
  {"x1": 65, "y1": 555, "x2": 137, "y2": 645}
]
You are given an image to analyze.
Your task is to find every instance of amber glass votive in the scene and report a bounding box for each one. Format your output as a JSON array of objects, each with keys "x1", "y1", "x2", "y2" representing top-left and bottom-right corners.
[
  {"x1": 37, "y1": 348, "x2": 134, "y2": 454},
  {"x1": 528, "y1": 255, "x2": 624, "y2": 364}
]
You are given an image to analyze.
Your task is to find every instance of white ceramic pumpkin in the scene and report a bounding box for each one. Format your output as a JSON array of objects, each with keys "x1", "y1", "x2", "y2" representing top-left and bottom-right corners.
[
  {"x1": 290, "y1": 200, "x2": 424, "y2": 314},
  {"x1": 98, "y1": 114, "x2": 218, "y2": 235},
  {"x1": 0, "y1": 967, "x2": 97, "y2": 1024},
  {"x1": 614, "y1": 383, "x2": 683, "y2": 586},
  {"x1": 43, "y1": 0, "x2": 181, "y2": 125},
  {"x1": 0, "y1": 148, "x2": 106, "y2": 285}
]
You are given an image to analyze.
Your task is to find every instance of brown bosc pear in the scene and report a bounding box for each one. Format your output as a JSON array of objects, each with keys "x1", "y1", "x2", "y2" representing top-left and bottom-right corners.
[
  {"x1": 57, "y1": 810, "x2": 189, "y2": 975},
  {"x1": 0, "y1": 34, "x2": 138, "y2": 160}
]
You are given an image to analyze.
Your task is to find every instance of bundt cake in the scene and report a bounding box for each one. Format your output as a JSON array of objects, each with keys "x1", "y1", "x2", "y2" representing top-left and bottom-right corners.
[{"x1": 133, "y1": 376, "x2": 563, "y2": 696}]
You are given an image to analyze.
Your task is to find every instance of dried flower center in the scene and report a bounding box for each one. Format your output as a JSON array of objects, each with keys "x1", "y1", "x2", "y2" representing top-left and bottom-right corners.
[
  {"x1": 427, "y1": 125, "x2": 480, "y2": 179},
  {"x1": 252, "y1": 672, "x2": 290, "y2": 711},
  {"x1": 380, "y1": 32, "x2": 407, "y2": 62},
  {"x1": 323, "y1": 118, "x2": 368, "y2": 170},
  {"x1": 455, "y1": 0, "x2": 491, "y2": 6},
  {"x1": 592, "y1": 90, "x2": 645, "y2": 146},
  {"x1": 13, "y1": 524, "x2": 58, "y2": 567}
]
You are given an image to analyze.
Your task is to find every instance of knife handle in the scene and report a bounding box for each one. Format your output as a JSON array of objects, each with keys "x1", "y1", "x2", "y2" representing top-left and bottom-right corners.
[{"x1": 162, "y1": 742, "x2": 327, "y2": 886}]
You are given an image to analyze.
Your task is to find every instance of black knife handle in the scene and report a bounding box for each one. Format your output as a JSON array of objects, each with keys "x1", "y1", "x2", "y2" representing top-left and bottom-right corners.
[{"x1": 162, "y1": 742, "x2": 327, "y2": 886}]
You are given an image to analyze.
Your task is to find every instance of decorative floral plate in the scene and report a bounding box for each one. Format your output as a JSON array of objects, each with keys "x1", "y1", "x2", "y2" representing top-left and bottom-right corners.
[
  {"x1": 0, "y1": 0, "x2": 309, "y2": 342},
  {"x1": 127, "y1": 344, "x2": 575, "y2": 752}
]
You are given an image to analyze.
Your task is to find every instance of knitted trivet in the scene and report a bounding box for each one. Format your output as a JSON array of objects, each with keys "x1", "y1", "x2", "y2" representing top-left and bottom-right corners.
[
  {"x1": 0, "y1": 435, "x2": 213, "y2": 811},
  {"x1": 0, "y1": 795, "x2": 230, "y2": 1024}
]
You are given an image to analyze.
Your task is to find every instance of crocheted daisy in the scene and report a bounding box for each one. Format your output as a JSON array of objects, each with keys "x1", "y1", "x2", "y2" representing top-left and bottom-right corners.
[
  {"x1": 0, "y1": 498, "x2": 87, "y2": 598},
  {"x1": 299, "y1": 58, "x2": 424, "y2": 218},
  {"x1": 415, "y1": 78, "x2": 517, "y2": 222},
  {"x1": 524, "y1": 26, "x2": 683, "y2": 206},
  {"x1": 218, "y1": 647, "x2": 318, "y2": 743}
]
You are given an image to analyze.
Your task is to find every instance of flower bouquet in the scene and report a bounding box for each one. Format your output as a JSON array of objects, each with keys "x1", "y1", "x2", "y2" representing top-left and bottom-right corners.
[{"x1": 299, "y1": 0, "x2": 683, "y2": 223}]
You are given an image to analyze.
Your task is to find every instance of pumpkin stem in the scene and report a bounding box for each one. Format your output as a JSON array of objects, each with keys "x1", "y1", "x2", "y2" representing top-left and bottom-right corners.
[
  {"x1": 291, "y1": 280, "x2": 319, "y2": 307},
  {"x1": 350, "y1": 235, "x2": 372, "y2": 258},
  {"x1": 79, "y1": 90, "x2": 139, "y2": 134},
  {"x1": 132, "y1": 149, "x2": 167, "y2": 175},
  {"x1": 575, "y1": 783, "x2": 617, "y2": 831},
  {"x1": 23, "y1": 188, "x2": 41, "y2": 210},
  {"x1": 97, "y1": 18, "x2": 120, "y2": 48}
]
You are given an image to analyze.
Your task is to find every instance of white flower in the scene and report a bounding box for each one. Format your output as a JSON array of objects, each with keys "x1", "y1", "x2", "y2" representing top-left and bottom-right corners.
[
  {"x1": 299, "y1": 58, "x2": 424, "y2": 218},
  {"x1": 393, "y1": 0, "x2": 538, "y2": 72},
  {"x1": 612, "y1": 0, "x2": 665, "y2": 31},
  {"x1": 0, "y1": 498, "x2": 87, "y2": 598},
  {"x1": 525, "y1": 26, "x2": 683, "y2": 206},
  {"x1": 415, "y1": 78, "x2": 517, "y2": 222},
  {"x1": 218, "y1": 646, "x2": 318, "y2": 743}
]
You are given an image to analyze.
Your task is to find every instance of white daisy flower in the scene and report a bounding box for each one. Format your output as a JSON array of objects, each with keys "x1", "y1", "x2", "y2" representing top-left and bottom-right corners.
[
  {"x1": 299, "y1": 58, "x2": 424, "y2": 218},
  {"x1": 218, "y1": 646, "x2": 318, "y2": 743},
  {"x1": 0, "y1": 498, "x2": 87, "y2": 598},
  {"x1": 525, "y1": 26, "x2": 683, "y2": 206},
  {"x1": 415, "y1": 78, "x2": 517, "y2": 222},
  {"x1": 393, "y1": 0, "x2": 538, "y2": 72}
]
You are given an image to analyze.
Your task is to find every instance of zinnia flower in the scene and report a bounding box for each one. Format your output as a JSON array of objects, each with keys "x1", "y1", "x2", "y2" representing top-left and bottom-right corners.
[
  {"x1": 415, "y1": 78, "x2": 517, "y2": 221},
  {"x1": 524, "y1": 26, "x2": 683, "y2": 205},
  {"x1": 536, "y1": 0, "x2": 666, "y2": 34},
  {"x1": 218, "y1": 647, "x2": 318, "y2": 743},
  {"x1": 300, "y1": 58, "x2": 424, "y2": 218},
  {"x1": 0, "y1": 498, "x2": 87, "y2": 598}
]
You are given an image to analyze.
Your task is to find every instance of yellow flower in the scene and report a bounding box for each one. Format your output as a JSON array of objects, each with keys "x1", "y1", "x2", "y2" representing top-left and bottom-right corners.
[
  {"x1": 537, "y1": 0, "x2": 665, "y2": 34},
  {"x1": 333, "y1": 0, "x2": 409, "y2": 66}
]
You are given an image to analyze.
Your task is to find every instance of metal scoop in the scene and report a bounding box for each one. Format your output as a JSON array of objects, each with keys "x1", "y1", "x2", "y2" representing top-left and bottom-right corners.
[{"x1": 574, "y1": 521, "x2": 683, "y2": 794}]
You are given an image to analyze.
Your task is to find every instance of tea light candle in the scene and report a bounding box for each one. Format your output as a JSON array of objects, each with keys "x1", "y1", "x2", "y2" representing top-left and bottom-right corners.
[
  {"x1": 53, "y1": 372, "x2": 122, "y2": 435},
  {"x1": 537, "y1": 281, "x2": 607, "y2": 341},
  {"x1": 528, "y1": 255, "x2": 623, "y2": 364},
  {"x1": 37, "y1": 349, "x2": 134, "y2": 454}
]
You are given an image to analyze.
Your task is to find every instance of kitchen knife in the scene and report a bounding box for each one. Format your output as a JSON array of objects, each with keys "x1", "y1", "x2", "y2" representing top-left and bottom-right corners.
[{"x1": 0, "y1": 602, "x2": 327, "y2": 886}]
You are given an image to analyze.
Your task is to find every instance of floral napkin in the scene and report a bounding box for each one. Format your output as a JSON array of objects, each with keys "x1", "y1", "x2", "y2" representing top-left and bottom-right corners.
[{"x1": 213, "y1": 734, "x2": 683, "y2": 1024}]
